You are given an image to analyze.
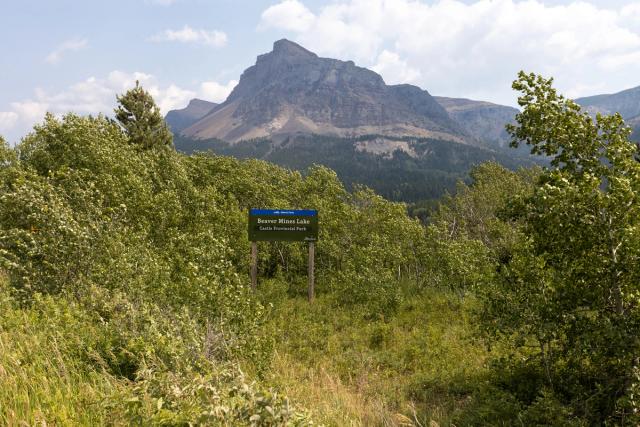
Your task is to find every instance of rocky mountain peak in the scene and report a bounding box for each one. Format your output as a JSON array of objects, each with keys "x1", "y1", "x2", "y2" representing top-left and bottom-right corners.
[
  {"x1": 164, "y1": 98, "x2": 217, "y2": 134},
  {"x1": 186, "y1": 98, "x2": 214, "y2": 109},
  {"x1": 271, "y1": 39, "x2": 318, "y2": 59},
  {"x1": 181, "y1": 40, "x2": 467, "y2": 143}
]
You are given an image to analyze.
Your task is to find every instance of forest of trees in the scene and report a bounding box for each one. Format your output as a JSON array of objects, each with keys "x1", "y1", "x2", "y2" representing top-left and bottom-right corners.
[
  {"x1": 174, "y1": 132, "x2": 540, "y2": 204},
  {"x1": 1, "y1": 72, "x2": 639, "y2": 425}
]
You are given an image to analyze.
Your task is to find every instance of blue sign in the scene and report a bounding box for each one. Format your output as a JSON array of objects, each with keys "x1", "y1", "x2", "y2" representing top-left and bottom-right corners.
[
  {"x1": 248, "y1": 209, "x2": 318, "y2": 241},
  {"x1": 249, "y1": 209, "x2": 317, "y2": 216}
]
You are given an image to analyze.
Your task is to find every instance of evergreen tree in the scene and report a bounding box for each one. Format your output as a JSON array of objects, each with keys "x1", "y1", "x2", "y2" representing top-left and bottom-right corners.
[{"x1": 114, "y1": 81, "x2": 172, "y2": 149}]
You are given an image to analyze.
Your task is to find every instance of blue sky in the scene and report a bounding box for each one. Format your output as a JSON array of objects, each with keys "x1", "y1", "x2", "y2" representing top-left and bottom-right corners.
[{"x1": 2, "y1": 0, "x2": 640, "y2": 142}]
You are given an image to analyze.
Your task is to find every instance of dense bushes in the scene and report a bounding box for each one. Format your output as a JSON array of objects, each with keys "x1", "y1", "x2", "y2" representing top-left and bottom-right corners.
[
  {"x1": 0, "y1": 274, "x2": 312, "y2": 425},
  {"x1": 0, "y1": 100, "x2": 424, "y2": 423}
]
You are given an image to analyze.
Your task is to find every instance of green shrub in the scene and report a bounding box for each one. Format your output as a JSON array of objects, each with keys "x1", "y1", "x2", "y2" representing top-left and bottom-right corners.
[
  {"x1": 332, "y1": 265, "x2": 401, "y2": 320},
  {"x1": 118, "y1": 366, "x2": 312, "y2": 426}
]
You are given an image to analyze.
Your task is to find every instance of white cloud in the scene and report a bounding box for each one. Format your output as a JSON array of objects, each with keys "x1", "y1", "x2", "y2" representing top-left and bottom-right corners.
[
  {"x1": 150, "y1": 25, "x2": 228, "y2": 47},
  {"x1": 260, "y1": 0, "x2": 315, "y2": 32},
  {"x1": 11, "y1": 100, "x2": 49, "y2": 123},
  {"x1": 258, "y1": 0, "x2": 640, "y2": 105},
  {"x1": 45, "y1": 38, "x2": 88, "y2": 64},
  {"x1": 153, "y1": 84, "x2": 197, "y2": 113},
  {"x1": 1, "y1": 71, "x2": 202, "y2": 142},
  {"x1": 0, "y1": 112, "x2": 18, "y2": 133},
  {"x1": 621, "y1": 3, "x2": 640, "y2": 25},
  {"x1": 0, "y1": 71, "x2": 236, "y2": 143},
  {"x1": 200, "y1": 80, "x2": 238, "y2": 103},
  {"x1": 371, "y1": 50, "x2": 420, "y2": 84},
  {"x1": 563, "y1": 81, "x2": 608, "y2": 100}
]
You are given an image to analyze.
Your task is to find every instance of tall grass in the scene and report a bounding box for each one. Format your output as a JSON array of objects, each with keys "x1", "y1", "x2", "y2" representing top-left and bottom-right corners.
[
  {"x1": 271, "y1": 352, "x2": 393, "y2": 426},
  {"x1": 0, "y1": 274, "x2": 123, "y2": 425},
  {"x1": 0, "y1": 272, "x2": 314, "y2": 426},
  {"x1": 0, "y1": 273, "x2": 489, "y2": 426},
  {"x1": 266, "y1": 284, "x2": 488, "y2": 426}
]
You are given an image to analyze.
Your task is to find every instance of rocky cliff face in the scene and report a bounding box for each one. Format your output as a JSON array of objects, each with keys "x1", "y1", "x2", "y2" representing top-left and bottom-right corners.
[
  {"x1": 434, "y1": 97, "x2": 519, "y2": 149},
  {"x1": 165, "y1": 99, "x2": 217, "y2": 134},
  {"x1": 182, "y1": 39, "x2": 468, "y2": 144}
]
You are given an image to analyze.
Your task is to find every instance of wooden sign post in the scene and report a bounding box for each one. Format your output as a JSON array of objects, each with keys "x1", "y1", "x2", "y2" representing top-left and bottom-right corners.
[
  {"x1": 308, "y1": 241, "x2": 315, "y2": 302},
  {"x1": 248, "y1": 209, "x2": 318, "y2": 302},
  {"x1": 250, "y1": 241, "x2": 257, "y2": 291}
]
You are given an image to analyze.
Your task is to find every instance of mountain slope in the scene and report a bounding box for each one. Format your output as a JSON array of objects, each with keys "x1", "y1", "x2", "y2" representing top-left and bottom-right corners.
[
  {"x1": 182, "y1": 39, "x2": 468, "y2": 144},
  {"x1": 165, "y1": 99, "x2": 217, "y2": 134},
  {"x1": 575, "y1": 86, "x2": 640, "y2": 140},
  {"x1": 434, "y1": 97, "x2": 519, "y2": 149},
  {"x1": 174, "y1": 39, "x2": 542, "y2": 203},
  {"x1": 630, "y1": 115, "x2": 640, "y2": 141},
  {"x1": 175, "y1": 133, "x2": 541, "y2": 203},
  {"x1": 575, "y1": 85, "x2": 640, "y2": 119}
]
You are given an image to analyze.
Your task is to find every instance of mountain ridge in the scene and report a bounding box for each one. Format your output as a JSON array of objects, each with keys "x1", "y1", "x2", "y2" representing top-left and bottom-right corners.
[
  {"x1": 165, "y1": 98, "x2": 217, "y2": 134},
  {"x1": 166, "y1": 43, "x2": 640, "y2": 147},
  {"x1": 574, "y1": 85, "x2": 640, "y2": 140},
  {"x1": 433, "y1": 96, "x2": 519, "y2": 149},
  {"x1": 180, "y1": 39, "x2": 470, "y2": 144},
  {"x1": 575, "y1": 85, "x2": 640, "y2": 119}
]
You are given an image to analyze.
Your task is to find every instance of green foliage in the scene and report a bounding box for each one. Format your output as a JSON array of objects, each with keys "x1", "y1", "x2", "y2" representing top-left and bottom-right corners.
[
  {"x1": 0, "y1": 94, "x2": 432, "y2": 423},
  {"x1": 332, "y1": 266, "x2": 399, "y2": 320},
  {"x1": 175, "y1": 133, "x2": 541, "y2": 203},
  {"x1": 120, "y1": 367, "x2": 311, "y2": 425},
  {"x1": 430, "y1": 162, "x2": 538, "y2": 246},
  {"x1": 0, "y1": 276, "x2": 311, "y2": 425},
  {"x1": 478, "y1": 72, "x2": 640, "y2": 424},
  {"x1": 1, "y1": 113, "x2": 272, "y2": 367},
  {"x1": 268, "y1": 284, "x2": 488, "y2": 426},
  {"x1": 11, "y1": 79, "x2": 616, "y2": 425},
  {"x1": 115, "y1": 81, "x2": 173, "y2": 149},
  {"x1": 315, "y1": 187, "x2": 422, "y2": 317},
  {"x1": 421, "y1": 162, "x2": 538, "y2": 293}
]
